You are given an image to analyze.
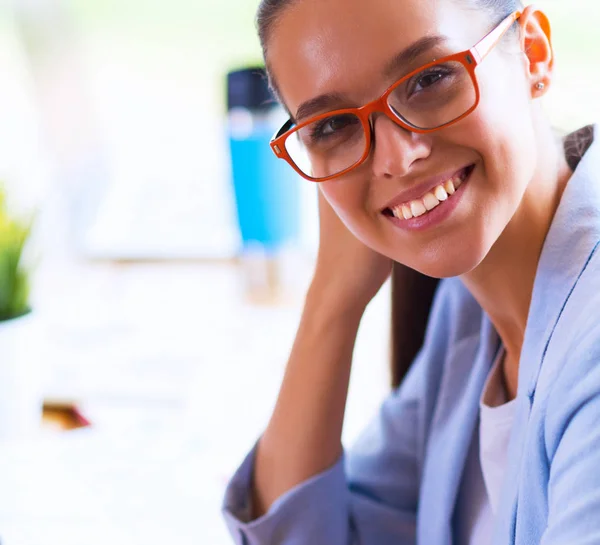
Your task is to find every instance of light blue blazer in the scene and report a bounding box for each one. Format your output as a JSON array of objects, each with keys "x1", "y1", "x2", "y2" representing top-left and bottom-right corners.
[{"x1": 222, "y1": 126, "x2": 600, "y2": 545}]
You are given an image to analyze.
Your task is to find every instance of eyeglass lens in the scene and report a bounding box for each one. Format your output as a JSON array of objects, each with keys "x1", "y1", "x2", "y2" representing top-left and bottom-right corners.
[{"x1": 284, "y1": 60, "x2": 476, "y2": 180}]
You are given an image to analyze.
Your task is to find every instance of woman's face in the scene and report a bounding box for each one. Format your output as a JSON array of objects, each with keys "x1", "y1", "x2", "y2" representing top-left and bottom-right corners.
[{"x1": 268, "y1": 0, "x2": 544, "y2": 278}]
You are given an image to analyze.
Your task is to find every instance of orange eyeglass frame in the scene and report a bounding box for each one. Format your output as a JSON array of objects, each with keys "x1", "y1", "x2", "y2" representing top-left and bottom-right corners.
[{"x1": 270, "y1": 8, "x2": 525, "y2": 182}]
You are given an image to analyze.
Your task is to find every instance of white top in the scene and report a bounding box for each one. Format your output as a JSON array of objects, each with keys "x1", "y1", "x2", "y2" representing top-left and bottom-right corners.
[{"x1": 457, "y1": 348, "x2": 518, "y2": 545}]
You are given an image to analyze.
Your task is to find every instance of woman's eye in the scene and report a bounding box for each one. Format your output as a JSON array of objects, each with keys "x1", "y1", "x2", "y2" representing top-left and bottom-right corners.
[
  {"x1": 416, "y1": 72, "x2": 444, "y2": 90},
  {"x1": 311, "y1": 114, "x2": 358, "y2": 140},
  {"x1": 410, "y1": 67, "x2": 453, "y2": 95},
  {"x1": 321, "y1": 120, "x2": 338, "y2": 135},
  {"x1": 322, "y1": 116, "x2": 355, "y2": 135}
]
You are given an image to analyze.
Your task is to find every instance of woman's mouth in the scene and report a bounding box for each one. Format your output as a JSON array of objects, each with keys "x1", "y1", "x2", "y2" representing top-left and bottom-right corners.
[
  {"x1": 384, "y1": 165, "x2": 474, "y2": 220},
  {"x1": 383, "y1": 164, "x2": 475, "y2": 231}
]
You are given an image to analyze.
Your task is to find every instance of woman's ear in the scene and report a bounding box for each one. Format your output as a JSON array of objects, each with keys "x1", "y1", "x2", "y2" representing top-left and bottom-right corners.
[{"x1": 518, "y1": 6, "x2": 554, "y2": 96}]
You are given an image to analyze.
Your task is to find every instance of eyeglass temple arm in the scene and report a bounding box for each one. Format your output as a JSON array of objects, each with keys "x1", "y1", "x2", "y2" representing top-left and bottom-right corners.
[
  {"x1": 470, "y1": 10, "x2": 522, "y2": 64},
  {"x1": 273, "y1": 118, "x2": 295, "y2": 141}
]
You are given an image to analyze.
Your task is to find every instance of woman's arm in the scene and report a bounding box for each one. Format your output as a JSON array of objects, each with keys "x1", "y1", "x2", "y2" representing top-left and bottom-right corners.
[
  {"x1": 252, "y1": 191, "x2": 392, "y2": 516},
  {"x1": 251, "y1": 281, "x2": 364, "y2": 516},
  {"x1": 222, "y1": 277, "x2": 464, "y2": 545}
]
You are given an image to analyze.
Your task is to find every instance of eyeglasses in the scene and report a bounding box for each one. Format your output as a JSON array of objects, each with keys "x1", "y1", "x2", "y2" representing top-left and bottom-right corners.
[{"x1": 270, "y1": 9, "x2": 522, "y2": 182}]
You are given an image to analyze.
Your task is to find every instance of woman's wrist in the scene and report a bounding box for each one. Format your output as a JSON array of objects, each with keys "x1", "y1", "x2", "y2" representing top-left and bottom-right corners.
[{"x1": 304, "y1": 276, "x2": 369, "y2": 327}]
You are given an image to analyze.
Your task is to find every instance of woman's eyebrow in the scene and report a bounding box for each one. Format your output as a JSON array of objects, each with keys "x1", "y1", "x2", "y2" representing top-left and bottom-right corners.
[
  {"x1": 383, "y1": 35, "x2": 447, "y2": 78},
  {"x1": 295, "y1": 92, "x2": 347, "y2": 122}
]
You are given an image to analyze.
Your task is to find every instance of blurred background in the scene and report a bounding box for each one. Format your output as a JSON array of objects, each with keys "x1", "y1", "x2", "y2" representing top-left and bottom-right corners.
[{"x1": 0, "y1": 0, "x2": 597, "y2": 543}]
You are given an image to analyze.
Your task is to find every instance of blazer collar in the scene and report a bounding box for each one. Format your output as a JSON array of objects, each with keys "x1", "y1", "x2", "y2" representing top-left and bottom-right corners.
[
  {"x1": 494, "y1": 125, "x2": 600, "y2": 545},
  {"x1": 520, "y1": 125, "x2": 600, "y2": 398}
]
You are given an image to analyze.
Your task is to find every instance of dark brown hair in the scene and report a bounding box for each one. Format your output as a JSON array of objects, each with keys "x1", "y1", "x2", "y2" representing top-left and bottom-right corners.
[{"x1": 256, "y1": 0, "x2": 521, "y2": 388}]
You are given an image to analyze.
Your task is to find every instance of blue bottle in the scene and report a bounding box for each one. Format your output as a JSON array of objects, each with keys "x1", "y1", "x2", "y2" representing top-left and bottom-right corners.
[
  {"x1": 227, "y1": 67, "x2": 301, "y2": 301},
  {"x1": 227, "y1": 67, "x2": 300, "y2": 253}
]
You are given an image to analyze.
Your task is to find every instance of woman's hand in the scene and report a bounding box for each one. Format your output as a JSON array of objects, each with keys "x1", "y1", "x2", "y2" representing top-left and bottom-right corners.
[{"x1": 311, "y1": 190, "x2": 392, "y2": 313}]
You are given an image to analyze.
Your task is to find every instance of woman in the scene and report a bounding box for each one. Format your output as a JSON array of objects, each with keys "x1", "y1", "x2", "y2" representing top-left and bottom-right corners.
[{"x1": 222, "y1": 0, "x2": 599, "y2": 543}]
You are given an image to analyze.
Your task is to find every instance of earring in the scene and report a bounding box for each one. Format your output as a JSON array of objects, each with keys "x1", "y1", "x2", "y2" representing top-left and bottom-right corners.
[{"x1": 535, "y1": 82, "x2": 546, "y2": 91}]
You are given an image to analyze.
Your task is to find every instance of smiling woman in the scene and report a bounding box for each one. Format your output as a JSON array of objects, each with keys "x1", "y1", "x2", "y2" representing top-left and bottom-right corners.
[{"x1": 222, "y1": 1, "x2": 600, "y2": 544}]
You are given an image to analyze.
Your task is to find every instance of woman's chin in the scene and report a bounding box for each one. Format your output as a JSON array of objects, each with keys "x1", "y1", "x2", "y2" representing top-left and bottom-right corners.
[{"x1": 393, "y1": 248, "x2": 487, "y2": 280}]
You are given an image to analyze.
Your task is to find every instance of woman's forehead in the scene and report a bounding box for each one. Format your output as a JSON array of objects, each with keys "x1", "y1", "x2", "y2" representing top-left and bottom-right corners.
[{"x1": 268, "y1": 0, "x2": 487, "y2": 117}]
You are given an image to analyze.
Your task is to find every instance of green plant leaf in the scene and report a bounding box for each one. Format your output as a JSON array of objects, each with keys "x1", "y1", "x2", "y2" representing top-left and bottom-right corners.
[{"x1": 0, "y1": 185, "x2": 33, "y2": 322}]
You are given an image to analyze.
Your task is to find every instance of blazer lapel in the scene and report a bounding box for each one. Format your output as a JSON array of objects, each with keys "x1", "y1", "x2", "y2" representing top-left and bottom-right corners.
[
  {"x1": 494, "y1": 126, "x2": 600, "y2": 545},
  {"x1": 418, "y1": 316, "x2": 499, "y2": 545}
]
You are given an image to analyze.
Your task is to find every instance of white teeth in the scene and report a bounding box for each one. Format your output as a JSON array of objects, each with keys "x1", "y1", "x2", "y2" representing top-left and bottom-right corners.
[
  {"x1": 389, "y1": 169, "x2": 469, "y2": 220},
  {"x1": 410, "y1": 200, "x2": 427, "y2": 217},
  {"x1": 444, "y1": 180, "x2": 456, "y2": 195},
  {"x1": 423, "y1": 192, "x2": 440, "y2": 211},
  {"x1": 434, "y1": 185, "x2": 449, "y2": 201}
]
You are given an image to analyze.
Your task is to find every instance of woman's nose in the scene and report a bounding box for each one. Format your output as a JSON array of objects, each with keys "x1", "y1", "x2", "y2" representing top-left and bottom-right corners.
[{"x1": 369, "y1": 114, "x2": 432, "y2": 179}]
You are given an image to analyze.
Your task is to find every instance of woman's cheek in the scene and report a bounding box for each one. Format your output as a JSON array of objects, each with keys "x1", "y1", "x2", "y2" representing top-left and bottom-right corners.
[{"x1": 321, "y1": 180, "x2": 373, "y2": 227}]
